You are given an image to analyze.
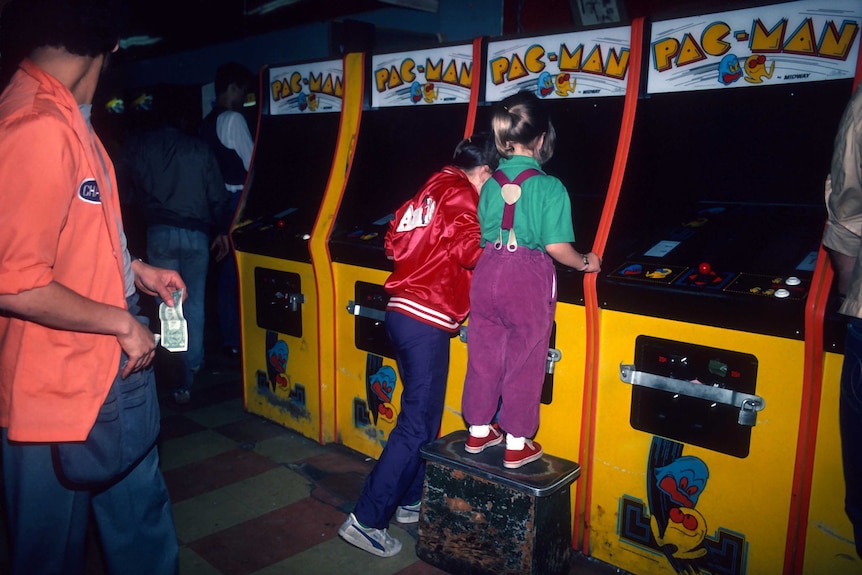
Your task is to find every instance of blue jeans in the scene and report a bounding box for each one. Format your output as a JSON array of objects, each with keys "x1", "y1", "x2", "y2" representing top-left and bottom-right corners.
[
  {"x1": 841, "y1": 317, "x2": 862, "y2": 558},
  {"x1": 2, "y1": 430, "x2": 178, "y2": 575},
  {"x1": 147, "y1": 225, "x2": 209, "y2": 390},
  {"x1": 217, "y1": 247, "x2": 240, "y2": 349},
  {"x1": 218, "y1": 192, "x2": 241, "y2": 350},
  {"x1": 353, "y1": 311, "x2": 450, "y2": 529}
]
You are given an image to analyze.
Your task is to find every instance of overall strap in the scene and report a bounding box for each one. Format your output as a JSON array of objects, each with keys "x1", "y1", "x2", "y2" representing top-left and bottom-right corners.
[
  {"x1": 492, "y1": 168, "x2": 544, "y2": 252},
  {"x1": 492, "y1": 167, "x2": 543, "y2": 188}
]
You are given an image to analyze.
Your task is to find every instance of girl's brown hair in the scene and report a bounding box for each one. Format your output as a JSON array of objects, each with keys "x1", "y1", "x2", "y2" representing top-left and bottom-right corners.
[{"x1": 491, "y1": 90, "x2": 557, "y2": 165}]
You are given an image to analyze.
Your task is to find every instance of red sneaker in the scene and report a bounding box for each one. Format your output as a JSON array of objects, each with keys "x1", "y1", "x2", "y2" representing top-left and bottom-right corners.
[
  {"x1": 465, "y1": 424, "x2": 504, "y2": 454},
  {"x1": 503, "y1": 439, "x2": 543, "y2": 469}
]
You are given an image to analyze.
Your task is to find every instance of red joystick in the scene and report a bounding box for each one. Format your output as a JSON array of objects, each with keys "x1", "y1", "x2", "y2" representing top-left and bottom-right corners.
[{"x1": 698, "y1": 262, "x2": 711, "y2": 275}]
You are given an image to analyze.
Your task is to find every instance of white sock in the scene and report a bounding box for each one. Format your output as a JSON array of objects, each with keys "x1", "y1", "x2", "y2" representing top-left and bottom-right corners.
[
  {"x1": 507, "y1": 436, "x2": 525, "y2": 450},
  {"x1": 469, "y1": 424, "x2": 490, "y2": 438}
]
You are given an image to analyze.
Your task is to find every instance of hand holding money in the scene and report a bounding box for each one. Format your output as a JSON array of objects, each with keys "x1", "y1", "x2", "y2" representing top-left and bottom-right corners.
[{"x1": 159, "y1": 288, "x2": 188, "y2": 352}]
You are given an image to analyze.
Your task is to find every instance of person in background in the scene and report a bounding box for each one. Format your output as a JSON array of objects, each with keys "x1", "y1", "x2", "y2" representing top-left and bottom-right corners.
[
  {"x1": 124, "y1": 87, "x2": 232, "y2": 404},
  {"x1": 338, "y1": 134, "x2": 499, "y2": 557},
  {"x1": 461, "y1": 90, "x2": 600, "y2": 469},
  {"x1": 822, "y1": 82, "x2": 862, "y2": 559},
  {"x1": 199, "y1": 61, "x2": 255, "y2": 358},
  {"x1": 0, "y1": 0, "x2": 184, "y2": 572}
]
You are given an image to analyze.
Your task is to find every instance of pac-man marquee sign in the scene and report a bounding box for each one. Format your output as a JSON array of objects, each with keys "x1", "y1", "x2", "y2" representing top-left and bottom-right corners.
[
  {"x1": 648, "y1": 0, "x2": 862, "y2": 93},
  {"x1": 485, "y1": 26, "x2": 631, "y2": 102},
  {"x1": 268, "y1": 59, "x2": 343, "y2": 115},
  {"x1": 371, "y1": 44, "x2": 474, "y2": 108}
]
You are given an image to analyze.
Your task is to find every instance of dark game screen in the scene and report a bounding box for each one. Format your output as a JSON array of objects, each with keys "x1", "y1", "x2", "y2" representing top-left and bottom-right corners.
[
  {"x1": 233, "y1": 112, "x2": 340, "y2": 262},
  {"x1": 599, "y1": 78, "x2": 853, "y2": 337},
  {"x1": 329, "y1": 104, "x2": 469, "y2": 271}
]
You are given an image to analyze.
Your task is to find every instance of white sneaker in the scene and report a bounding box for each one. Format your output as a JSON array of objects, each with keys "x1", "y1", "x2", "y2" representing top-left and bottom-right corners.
[
  {"x1": 395, "y1": 501, "x2": 421, "y2": 524},
  {"x1": 338, "y1": 513, "x2": 402, "y2": 557}
]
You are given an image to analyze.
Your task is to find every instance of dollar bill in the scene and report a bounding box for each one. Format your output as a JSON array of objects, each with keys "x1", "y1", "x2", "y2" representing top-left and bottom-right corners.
[{"x1": 159, "y1": 288, "x2": 188, "y2": 352}]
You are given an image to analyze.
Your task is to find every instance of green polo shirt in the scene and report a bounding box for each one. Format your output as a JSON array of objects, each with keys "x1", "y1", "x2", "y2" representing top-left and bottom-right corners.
[{"x1": 478, "y1": 155, "x2": 575, "y2": 251}]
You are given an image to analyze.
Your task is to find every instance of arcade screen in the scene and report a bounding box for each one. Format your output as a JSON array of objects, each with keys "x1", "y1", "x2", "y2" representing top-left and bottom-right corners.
[
  {"x1": 232, "y1": 112, "x2": 340, "y2": 262},
  {"x1": 329, "y1": 104, "x2": 470, "y2": 270},
  {"x1": 600, "y1": 78, "x2": 852, "y2": 337}
]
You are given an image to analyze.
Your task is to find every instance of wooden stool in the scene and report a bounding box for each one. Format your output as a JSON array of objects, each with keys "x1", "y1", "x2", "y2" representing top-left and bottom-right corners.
[{"x1": 417, "y1": 431, "x2": 580, "y2": 575}]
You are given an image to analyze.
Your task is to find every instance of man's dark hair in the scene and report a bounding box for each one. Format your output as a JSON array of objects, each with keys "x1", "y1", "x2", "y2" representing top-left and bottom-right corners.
[
  {"x1": 0, "y1": 0, "x2": 125, "y2": 87},
  {"x1": 214, "y1": 61, "x2": 252, "y2": 95},
  {"x1": 1, "y1": 0, "x2": 124, "y2": 58}
]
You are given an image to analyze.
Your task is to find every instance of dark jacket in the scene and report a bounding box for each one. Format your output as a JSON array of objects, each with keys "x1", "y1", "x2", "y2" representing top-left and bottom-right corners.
[{"x1": 124, "y1": 125, "x2": 231, "y2": 234}]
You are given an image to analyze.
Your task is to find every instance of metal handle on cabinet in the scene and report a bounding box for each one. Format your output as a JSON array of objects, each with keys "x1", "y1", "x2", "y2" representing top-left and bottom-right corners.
[
  {"x1": 619, "y1": 363, "x2": 765, "y2": 426},
  {"x1": 546, "y1": 348, "x2": 562, "y2": 374},
  {"x1": 275, "y1": 291, "x2": 304, "y2": 312},
  {"x1": 288, "y1": 293, "x2": 304, "y2": 312},
  {"x1": 347, "y1": 300, "x2": 387, "y2": 322}
]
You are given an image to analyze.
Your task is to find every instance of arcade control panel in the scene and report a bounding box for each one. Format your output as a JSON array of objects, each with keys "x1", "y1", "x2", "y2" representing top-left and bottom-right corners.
[
  {"x1": 600, "y1": 203, "x2": 822, "y2": 338},
  {"x1": 233, "y1": 207, "x2": 315, "y2": 263},
  {"x1": 328, "y1": 211, "x2": 395, "y2": 271}
]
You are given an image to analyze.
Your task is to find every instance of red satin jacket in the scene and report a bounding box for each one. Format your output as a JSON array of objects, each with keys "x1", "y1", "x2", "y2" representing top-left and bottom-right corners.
[{"x1": 384, "y1": 166, "x2": 482, "y2": 333}]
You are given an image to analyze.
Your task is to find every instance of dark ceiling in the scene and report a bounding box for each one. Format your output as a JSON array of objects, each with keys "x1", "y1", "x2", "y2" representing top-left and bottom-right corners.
[
  {"x1": 117, "y1": 0, "x2": 425, "y2": 63},
  {"x1": 115, "y1": 0, "x2": 768, "y2": 65},
  {"x1": 0, "y1": 0, "x2": 764, "y2": 67}
]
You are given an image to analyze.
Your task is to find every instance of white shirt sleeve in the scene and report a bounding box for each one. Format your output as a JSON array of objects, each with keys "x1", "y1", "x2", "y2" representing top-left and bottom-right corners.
[{"x1": 216, "y1": 110, "x2": 254, "y2": 171}]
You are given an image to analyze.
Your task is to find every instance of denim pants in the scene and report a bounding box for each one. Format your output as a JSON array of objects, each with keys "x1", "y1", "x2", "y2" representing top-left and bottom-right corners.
[
  {"x1": 147, "y1": 225, "x2": 209, "y2": 390},
  {"x1": 217, "y1": 248, "x2": 240, "y2": 349},
  {"x1": 217, "y1": 192, "x2": 241, "y2": 349},
  {"x1": 2, "y1": 429, "x2": 178, "y2": 574},
  {"x1": 1, "y1": 293, "x2": 179, "y2": 573},
  {"x1": 353, "y1": 310, "x2": 450, "y2": 529},
  {"x1": 462, "y1": 244, "x2": 557, "y2": 439},
  {"x1": 841, "y1": 317, "x2": 862, "y2": 558}
]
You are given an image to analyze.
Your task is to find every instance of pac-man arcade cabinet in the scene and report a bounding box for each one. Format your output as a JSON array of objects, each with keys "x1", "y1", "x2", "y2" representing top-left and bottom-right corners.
[
  {"x1": 234, "y1": 57, "x2": 356, "y2": 444},
  {"x1": 326, "y1": 42, "x2": 479, "y2": 458},
  {"x1": 584, "y1": 2, "x2": 862, "y2": 574}
]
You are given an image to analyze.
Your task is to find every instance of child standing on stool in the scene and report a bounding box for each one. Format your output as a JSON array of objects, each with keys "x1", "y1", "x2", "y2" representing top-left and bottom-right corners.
[{"x1": 461, "y1": 90, "x2": 600, "y2": 469}]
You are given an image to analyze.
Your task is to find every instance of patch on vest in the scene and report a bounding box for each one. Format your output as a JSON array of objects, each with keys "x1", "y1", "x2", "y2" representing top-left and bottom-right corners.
[
  {"x1": 78, "y1": 179, "x2": 101, "y2": 204},
  {"x1": 396, "y1": 196, "x2": 436, "y2": 232}
]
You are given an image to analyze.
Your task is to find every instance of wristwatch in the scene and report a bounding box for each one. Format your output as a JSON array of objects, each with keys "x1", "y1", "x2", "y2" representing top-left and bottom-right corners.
[{"x1": 579, "y1": 254, "x2": 589, "y2": 271}]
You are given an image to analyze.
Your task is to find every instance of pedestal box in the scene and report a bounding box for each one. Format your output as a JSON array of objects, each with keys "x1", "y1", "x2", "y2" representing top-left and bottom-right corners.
[{"x1": 418, "y1": 431, "x2": 580, "y2": 575}]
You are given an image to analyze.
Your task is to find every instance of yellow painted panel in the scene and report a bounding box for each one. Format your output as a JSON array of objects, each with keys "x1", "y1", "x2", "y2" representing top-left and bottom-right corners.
[
  {"x1": 332, "y1": 263, "x2": 395, "y2": 459},
  {"x1": 589, "y1": 310, "x2": 805, "y2": 575},
  {"x1": 237, "y1": 252, "x2": 321, "y2": 441},
  {"x1": 440, "y1": 323, "x2": 468, "y2": 437},
  {"x1": 537, "y1": 302, "x2": 588, "y2": 464}
]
